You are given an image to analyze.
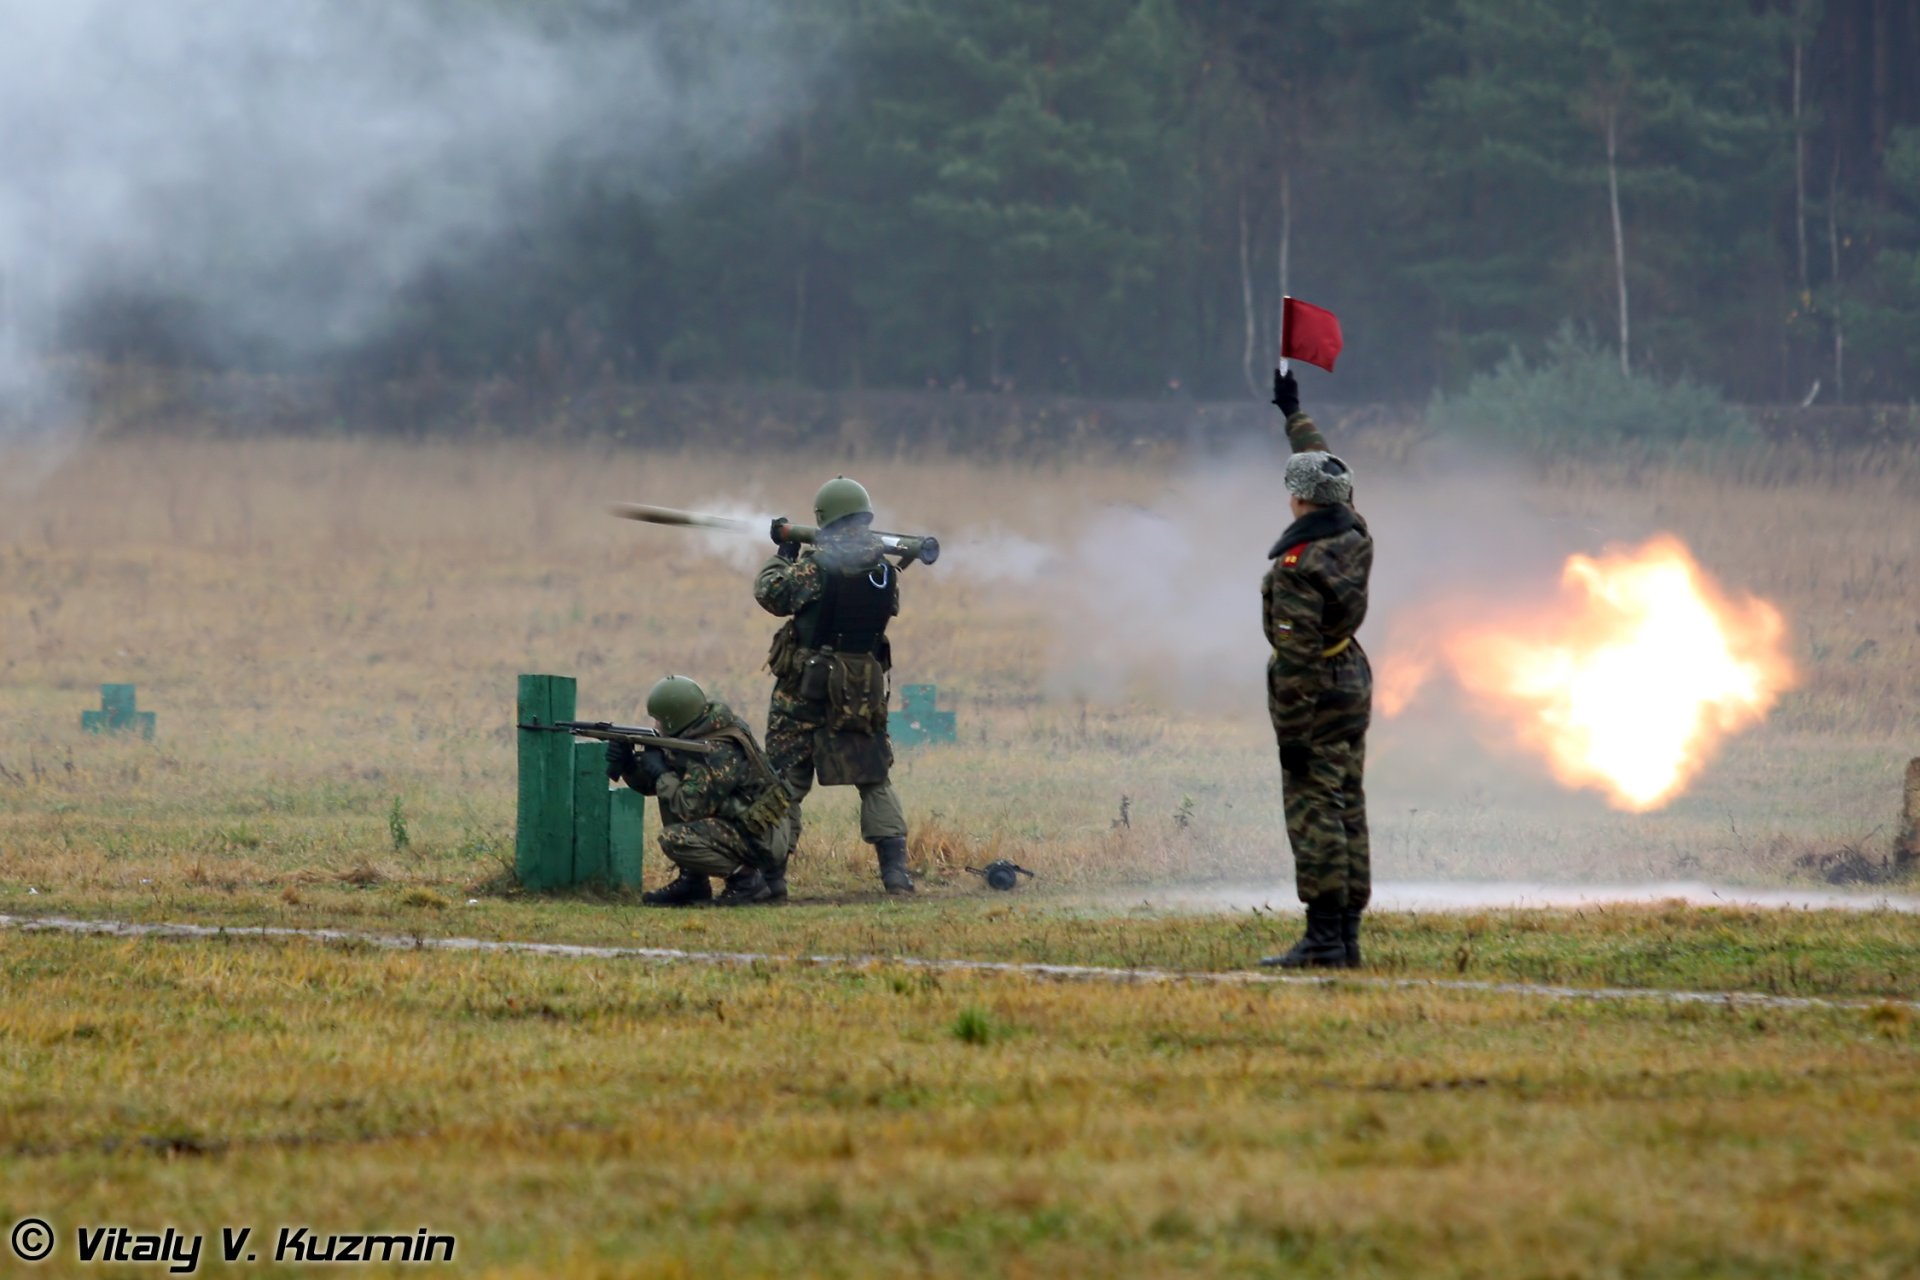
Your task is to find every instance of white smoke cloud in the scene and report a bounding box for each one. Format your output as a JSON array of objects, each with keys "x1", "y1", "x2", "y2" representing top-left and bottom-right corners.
[
  {"x1": 0, "y1": 0, "x2": 828, "y2": 448},
  {"x1": 933, "y1": 441, "x2": 1592, "y2": 712}
]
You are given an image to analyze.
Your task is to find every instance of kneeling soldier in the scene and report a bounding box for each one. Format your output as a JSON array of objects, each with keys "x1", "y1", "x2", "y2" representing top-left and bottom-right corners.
[{"x1": 608, "y1": 674, "x2": 795, "y2": 907}]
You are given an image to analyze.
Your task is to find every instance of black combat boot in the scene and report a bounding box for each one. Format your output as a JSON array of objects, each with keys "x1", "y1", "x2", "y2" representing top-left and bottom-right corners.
[
  {"x1": 1259, "y1": 894, "x2": 1350, "y2": 968},
  {"x1": 716, "y1": 866, "x2": 774, "y2": 907},
  {"x1": 763, "y1": 864, "x2": 789, "y2": 903},
  {"x1": 642, "y1": 872, "x2": 712, "y2": 907},
  {"x1": 1342, "y1": 908, "x2": 1364, "y2": 968},
  {"x1": 874, "y1": 836, "x2": 915, "y2": 894}
]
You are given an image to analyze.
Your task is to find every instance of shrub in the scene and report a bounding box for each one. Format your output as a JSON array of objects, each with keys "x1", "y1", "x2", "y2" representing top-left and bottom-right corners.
[{"x1": 1430, "y1": 325, "x2": 1752, "y2": 456}]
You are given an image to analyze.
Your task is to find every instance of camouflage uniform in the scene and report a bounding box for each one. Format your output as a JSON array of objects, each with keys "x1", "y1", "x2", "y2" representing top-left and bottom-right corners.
[
  {"x1": 617, "y1": 701, "x2": 793, "y2": 880},
  {"x1": 1265, "y1": 411, "x2": 1374, "y2": 909},
  {"x1": 753, "y1": 533, "x2": 908, "y2": 847}
]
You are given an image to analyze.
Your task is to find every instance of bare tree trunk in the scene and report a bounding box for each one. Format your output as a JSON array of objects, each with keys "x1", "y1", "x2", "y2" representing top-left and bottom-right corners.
[
  {"x1": 1275, "y1": 167, "x2": 1292, "y2": 353},
  {"x1": 1828, "y1": 157, "x2": 1846, "y2": 403},
  {"x1": 1606, "y1": 107, "x2": 1630, "y2": 377},
  {"x1": 1239, "y1": 185, "x2": 1258, "y2": 397},
  {"x1": 790, "y1": 263, "x2": 808, "y2": 379},
  {"x1": 1793, "y1": 36, "x2": 1810, "y2": 297}
]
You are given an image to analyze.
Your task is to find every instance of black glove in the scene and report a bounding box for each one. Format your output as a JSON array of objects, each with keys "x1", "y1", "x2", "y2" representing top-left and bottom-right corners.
[
  {"x1": 605, "y1": 739, "x2": 636, "y2": 782},
  {"x1": 1271, "y1": 368, "x2": 1300, "y2": 417},
  {"x1": 634, "y1": 747, "x2": 671, "y2": 789},
  {"x1": 1279, "y1": 742, "x2": 1314, "y2": 778},
  {"x1": 770, "y1": 517, "x2": 799, "y2": 561}
]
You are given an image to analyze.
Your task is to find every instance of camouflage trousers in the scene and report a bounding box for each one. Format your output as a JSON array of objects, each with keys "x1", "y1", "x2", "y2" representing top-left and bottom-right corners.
[
  {"x1": 1271, "y1": 645, "x2": 1372, "y2": 908},
  {"x1": 658, "y1": 818, "x2": 757, "y2": 879},
  {"x1": 766, "y1": 685, "x2": 907, "y2": 846},
  {"x1": 1281, "y1": 736, "x2": 1371, "y2": 909}
]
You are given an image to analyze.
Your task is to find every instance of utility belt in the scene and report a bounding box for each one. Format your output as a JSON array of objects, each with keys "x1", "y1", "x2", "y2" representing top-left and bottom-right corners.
[
  {"x1": 767, "y1": 620, "x2": 886, "y2": 677},
  {"x1": 1272, "y1": 636, "x2": 1354, "y2": 662}
]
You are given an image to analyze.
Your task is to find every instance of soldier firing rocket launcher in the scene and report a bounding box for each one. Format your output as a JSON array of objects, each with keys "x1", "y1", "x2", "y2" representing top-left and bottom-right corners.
[{"x1": 611, "y1": 503, "x2": 941, "y2": 568}]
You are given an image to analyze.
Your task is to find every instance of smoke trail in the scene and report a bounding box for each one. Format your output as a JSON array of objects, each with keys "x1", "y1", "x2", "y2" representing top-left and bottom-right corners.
[{"x1": 0, "y1": 0, "x2": 829, "y2": 460}]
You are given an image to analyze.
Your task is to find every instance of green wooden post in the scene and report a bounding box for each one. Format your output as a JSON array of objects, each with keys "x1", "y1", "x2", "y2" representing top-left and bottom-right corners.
[
  {"x1": 572, "y1": 740, "x2": 612, "y2": 886},
  {"x1": 609, "y1": 788, "x2": 647, "y2": 889},
  {"x1": 516, "y1": 674, "x2": 577, "y2": 890}
]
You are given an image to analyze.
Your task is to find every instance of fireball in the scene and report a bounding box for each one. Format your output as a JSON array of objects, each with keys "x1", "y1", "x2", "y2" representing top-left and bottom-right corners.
[{"x1": 1380, "y1": 536, "x2": 1794, "y2": 811}]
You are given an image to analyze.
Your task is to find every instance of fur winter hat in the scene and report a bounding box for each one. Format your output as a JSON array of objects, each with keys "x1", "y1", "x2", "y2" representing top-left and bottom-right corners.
[{"x1": 1284, "y1": 450, "x2": 1354, "y2": 505}]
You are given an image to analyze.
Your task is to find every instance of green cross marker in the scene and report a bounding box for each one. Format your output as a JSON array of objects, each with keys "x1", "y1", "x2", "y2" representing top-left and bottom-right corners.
[
  {"x1": 81, "y1": 684, "x2": 156, "y2": 740},
  {"x1": 889, "y1": 683, "x2": 956, "y2": 747}
]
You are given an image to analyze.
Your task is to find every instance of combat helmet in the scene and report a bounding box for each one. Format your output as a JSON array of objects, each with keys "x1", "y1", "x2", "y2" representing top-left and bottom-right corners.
[
  {"x1": 646, "y1": 675, "x2": 708, "y2": 736},
  {"x1": 813, "y1": 476, "x2": 874, "y2": 529}
]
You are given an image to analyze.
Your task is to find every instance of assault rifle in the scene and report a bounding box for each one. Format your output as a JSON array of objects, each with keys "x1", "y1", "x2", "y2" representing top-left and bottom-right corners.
[{"x1": 516, "y1": 718, "x2": 716, "y2": 755}]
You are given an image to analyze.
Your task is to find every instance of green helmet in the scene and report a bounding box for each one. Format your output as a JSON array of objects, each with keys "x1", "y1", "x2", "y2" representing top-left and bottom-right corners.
[
  {"x1": 813, "y1": 476, "x2": 874, "y2": 528},
  {"x1": 645, "y1": 675, "x2": 708, "y2": 735}
]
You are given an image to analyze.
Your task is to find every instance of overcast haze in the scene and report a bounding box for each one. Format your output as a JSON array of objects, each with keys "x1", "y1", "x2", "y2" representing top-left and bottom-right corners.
[{"x1": 0, "y1": 0, "x2": 822, "y2": 433}]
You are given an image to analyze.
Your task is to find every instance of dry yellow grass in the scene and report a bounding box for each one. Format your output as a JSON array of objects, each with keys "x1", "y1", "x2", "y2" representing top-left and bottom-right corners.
[
  {"x1": 3, "y1": 929, "x2": 1919, "y2": 1278},
  {"x1": 0, "y1": 434, "x2": 1915, "y2": 904},
  {"x1": 3, "y1": 434, "x2": 1919, "y2": 1277}
]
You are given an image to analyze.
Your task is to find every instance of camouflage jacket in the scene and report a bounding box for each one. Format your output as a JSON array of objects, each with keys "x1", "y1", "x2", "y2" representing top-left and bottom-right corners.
[
  {"x1": 1264, "y1": 412, "x2": 1373, "y2": 742},
  {"x1": 754, "y1": 532, "x2": 901, "y2": 686},
  {"x1": 637, "y1": 702, "x2": 776, "y2": 831}
]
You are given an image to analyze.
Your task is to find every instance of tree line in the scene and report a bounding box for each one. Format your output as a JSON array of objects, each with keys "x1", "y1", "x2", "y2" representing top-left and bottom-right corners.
[{"x1": 71, "y1": 0, "x2": 1920, "y2": 406}]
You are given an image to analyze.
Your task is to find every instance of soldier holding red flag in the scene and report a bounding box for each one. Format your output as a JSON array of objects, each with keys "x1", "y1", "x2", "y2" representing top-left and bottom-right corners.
[{"x1": 1258, "y1": 365, "x2": 1374, "y2": 969}]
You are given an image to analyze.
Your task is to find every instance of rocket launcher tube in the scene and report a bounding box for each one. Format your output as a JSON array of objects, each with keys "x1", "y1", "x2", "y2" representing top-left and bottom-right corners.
[
  {"x1": 611, "y1": 503, "x2": 939, "y2": 566},
  {"x1": 772, "y1": 520, "x2": 940, "y2": 566}
]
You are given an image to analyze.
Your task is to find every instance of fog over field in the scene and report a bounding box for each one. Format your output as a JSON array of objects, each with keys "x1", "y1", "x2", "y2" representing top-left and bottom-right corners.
[{"x1": 0, "y1": 0, "x2": 820, "y2": 438}]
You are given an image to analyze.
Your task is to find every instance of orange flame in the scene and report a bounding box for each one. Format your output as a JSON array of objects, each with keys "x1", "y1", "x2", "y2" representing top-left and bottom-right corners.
[{"x1": 1378, "y1": 536, "x2": 1795, "y2": 811}]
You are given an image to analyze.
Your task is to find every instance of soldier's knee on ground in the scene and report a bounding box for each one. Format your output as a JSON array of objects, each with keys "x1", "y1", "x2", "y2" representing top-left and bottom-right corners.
[{"x1": 659, "y1": 826, "x2": 746, "y2": 880}]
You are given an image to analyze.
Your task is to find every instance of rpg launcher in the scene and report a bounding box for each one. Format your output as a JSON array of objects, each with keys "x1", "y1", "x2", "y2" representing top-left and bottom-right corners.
[
  {"x1": 516, "y1": 718, "x2": 716, "y2": 755},
  {"x1": 610, "y1": 503, "x2": 941, "y2": 568}
]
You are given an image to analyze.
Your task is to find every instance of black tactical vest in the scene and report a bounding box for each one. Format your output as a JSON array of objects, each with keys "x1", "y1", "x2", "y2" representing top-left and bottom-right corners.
[{"x1": 796, "y1": 561, "x2": 894, "y2": 654}]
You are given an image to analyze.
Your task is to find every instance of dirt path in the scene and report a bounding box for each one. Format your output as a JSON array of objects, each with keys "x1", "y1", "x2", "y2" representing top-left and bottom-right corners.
[{"x1": 4, "y1": 912, "x2": 1911, "y2": 1013}]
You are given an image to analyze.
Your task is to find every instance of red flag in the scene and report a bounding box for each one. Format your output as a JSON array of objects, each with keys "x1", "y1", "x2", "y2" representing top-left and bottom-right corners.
[{"x1": 1281, "y1": 296, "x2": 1344, "y2": 372}]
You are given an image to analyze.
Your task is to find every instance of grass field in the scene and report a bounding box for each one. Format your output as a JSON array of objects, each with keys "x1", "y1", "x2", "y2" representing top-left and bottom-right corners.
[
  {"x1": 2, "y1": 431, "x2": 1919, "y2": 1275},
  {"x1": 4, "y1": 923, "x2": 1920, "y2": 1278},
  {"x1": 2, "y1": 433, "x2": 1915, "y2": 900}
]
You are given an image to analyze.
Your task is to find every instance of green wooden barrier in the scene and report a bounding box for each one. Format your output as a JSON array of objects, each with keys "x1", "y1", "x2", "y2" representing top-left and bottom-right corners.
[
  {"x1": 516, "y1": 674, "x2": 645, "y2": 890},
  {"x1": 82, "y1": 684, "x2": 157, "y2": 739}
]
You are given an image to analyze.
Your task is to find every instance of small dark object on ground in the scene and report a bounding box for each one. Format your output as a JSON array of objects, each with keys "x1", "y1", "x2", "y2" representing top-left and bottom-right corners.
[
  {"x1": 967, "y1": 860, "x2": 1036, "y2": 891},
  {"x1": 1794, "y1": 845, "x2": 1903, "y2": 886}
]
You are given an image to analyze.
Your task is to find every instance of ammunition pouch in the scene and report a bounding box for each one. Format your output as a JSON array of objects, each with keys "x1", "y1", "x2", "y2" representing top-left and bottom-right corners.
[
  {"x1": 737, "y1": 780, "x2": 792, "y2": 841},
  {"x1": 704, "y1": 725, "x2": 797, "y2": 863},
  {"x1": 799, "y1": 650, "x2": 832, "y2": 701},
  {"x1": 767, "y1": 620, "x2": 802, "y2": 680},
  {"x1": 824, "y1": 651, "x2": 888, "y2": 735}
]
